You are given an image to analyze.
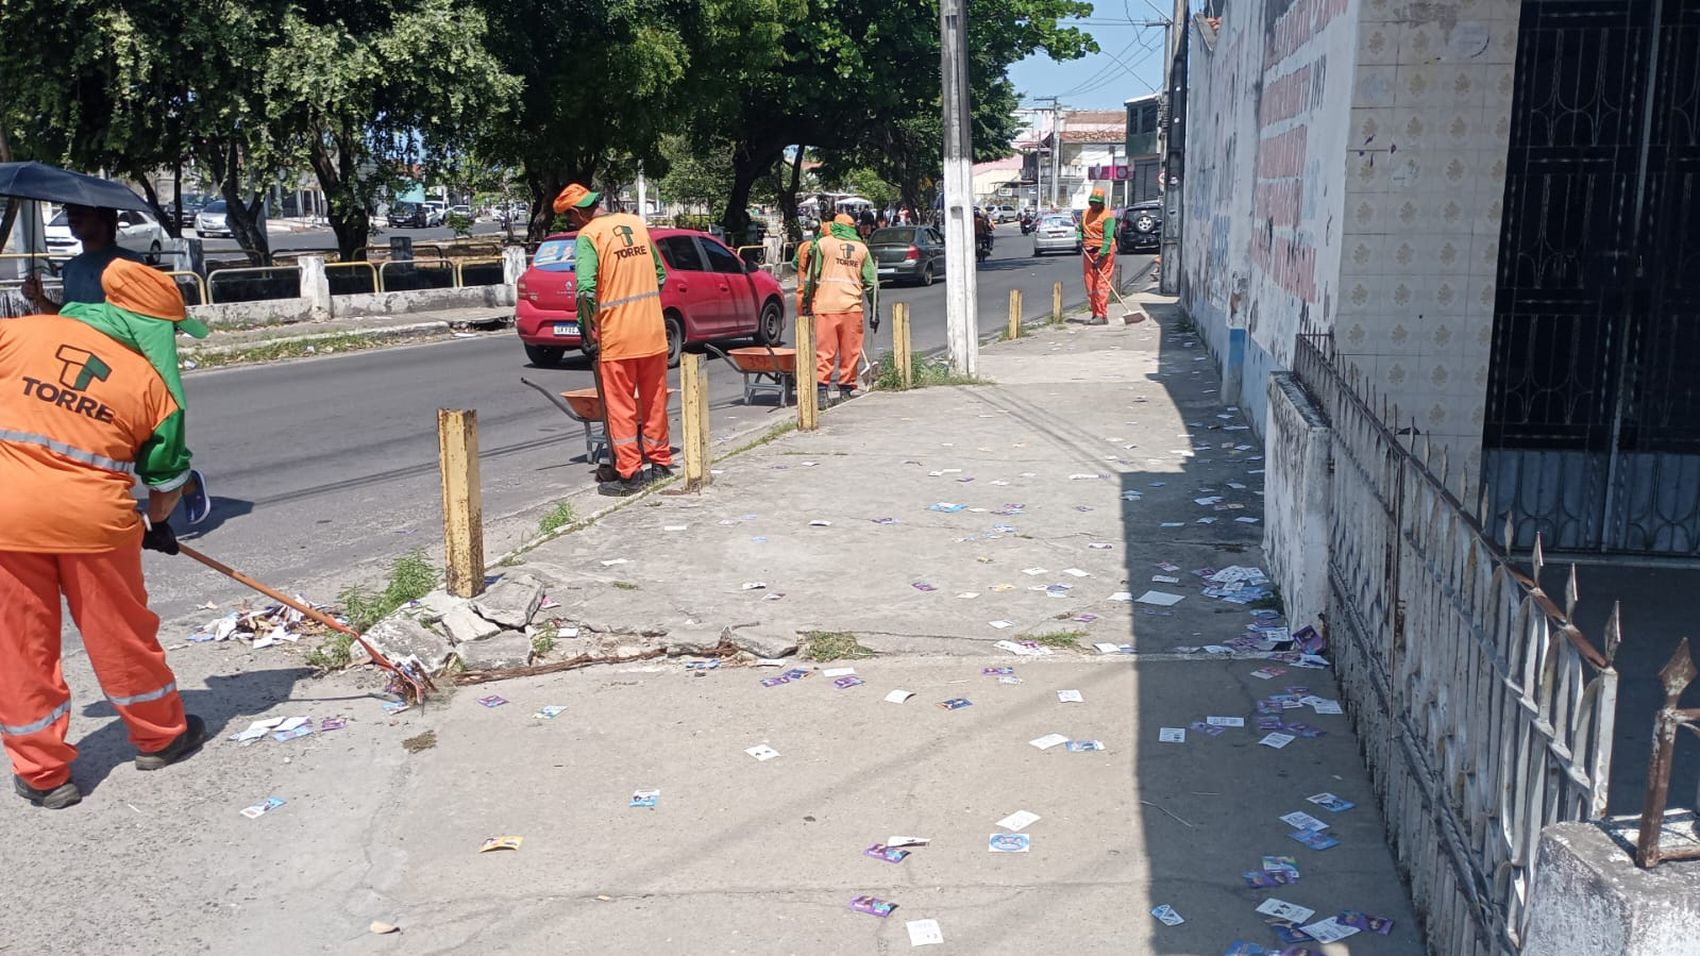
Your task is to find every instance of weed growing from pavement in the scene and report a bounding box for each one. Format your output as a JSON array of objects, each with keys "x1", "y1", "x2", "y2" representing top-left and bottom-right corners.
[
  {"x1": 185, "y1": 333, "x2": 385, "y2": 370},
  {"x1": 538, "y1": 501, "x2": 577, "y2": 536},
  {"x1": 871, "y1": 350, "x2": 991, "y2": 391},
  {"x1": 1028, "y1": 629, "x2": 1087, "y2": 648},
  {"x1": 1174, "y1": 312, "x2": 1197, "y2": 334},
  {"x1": 612, "y1": 580, "x2": 640, "y2": 591},
  {"x1": 802, "y1": 630, "x2": 876, "y2": 661},
  {"x1": 308, "y1": 550, "x2": 437, "y2": 670},
  {"x1": 531, "y1": 625, "x2": 559, "y2": 657}
]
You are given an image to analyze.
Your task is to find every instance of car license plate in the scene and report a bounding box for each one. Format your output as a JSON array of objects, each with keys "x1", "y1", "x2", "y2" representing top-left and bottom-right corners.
[
  {"x1": 553, "y1": 322, "x2": 579, "y2": 337},
  {"x1": 878, "y1": 268, "x2": 896, "y2": 276}
]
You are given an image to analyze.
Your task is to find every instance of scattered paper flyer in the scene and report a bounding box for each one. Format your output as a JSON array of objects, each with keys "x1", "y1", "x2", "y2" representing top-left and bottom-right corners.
[
  {"x1": 1107, "y1": 591, "x2": 1134, "y2": 602},
  {"x1": 479, "y1": 835, "x2": 524, "y2": 853},
  {"x1": 833, "y1": 676, "x2": 865, "y2": 689},
  {"x1": 600, "y1": 558, "x2": 628, "y2": 567},
  {"x1": 1029, "y1": 733, "x2": 1070, "y2": 750},
  {"x1": 1158, "y1": 727, "x2": 1187, "y2": 743},
  {"x1": 938, "y1": 698, "x2": 972, "y2": 710},
  {"x1": 1021, "y1": 567, "x2": 1048, "y2": 576},
  {"x1": 884, "y1": 689, "x2": 915, "y2": 703},
  {"x1": 1260, "y1": 732, "x2": 1297, "y2": 749},
  {"x1": 1206, "y1": 715, "x2": 1245, "y2": 727},
  {"x1": 745, "y1": 744, "x2": 781, "y2": 761},
  {"x1": 663, "y1": 524, "x2": 688, "y2": 532},
  {"x1": 533, "y1": 705, "x2": 566, "y2": 720},
  {"x1": 988, "y1": 833, "x2": 1031, "y2": 853},
  {"x1": 630, "y1": 788, "x2": 659, "y2": 808},
  {"x1": 996, "y1": 810, "x2": 1040, "y2": 832},
  {"x1": 1057, "y1": 689, "x2": 1084, "y2": 703},
  {"x1": 1300, "y1": 917, "x2": 1361, "y2": 943},
  {"x1": 1255, "y1": 898, "x2": 1315, "y2": 922},
  {"x1": 808, "y1": 519, "x2": 832, "y2": 527},
  {"x1": 1307, "y1": 792, "x2": 1356, "y2": 812},
  {"x1": 1280, "y1": 810, "x2": 1330, "y2": 832},
  {"x1": 739, "y1": 581, "x2": 767, "y2": 591},
  {"x1": 906, "y1": 918, "x2": 944, "y2": 946},
  {"x1": 1310, "y1": 698, "x2": 1344, "y2": 715},
  {"x1": 1152, "y1": 575, "x2": 1181, "y2": 584},
  {"x1": 1150, "y1": 904, "x2": 1185, "y2": 926},
  {"x1": 994, "y1": 639, "x2": 1052, "y2": 656},
  {"x1": 1136, "y1": 590, "x2": 1185, "y2": 606},
  {"x1": 1289, "y1": 828, "x2": 1342, "y2": 850},
  {"x1": 1061, "y1": 568, "x2": 1090, "y2": 578},
  {"x1": 823, "y1": 667, "x2": 856, "y2": 677},
  {"x1": 864, "y1": 843, "x2": 910, "y2": 863},
  {"x1": 240, "y1": 796, "x2": 285, "y2": 819},
  {"x1": 477, "y1": 695, "x2": 508, "y2": 708},
  {"x1": 849, "y1": 896, "x2": 896, "y2": 917},
  {"x1": 886, "y1": 836, "x2": 930, "y2": 848},
  {"x1": 988, "y1": 620, "x2": 1015, "y2": 629},
  {"x1": 1066, "y1": 740, "x2": 1104, "y2": 752}
]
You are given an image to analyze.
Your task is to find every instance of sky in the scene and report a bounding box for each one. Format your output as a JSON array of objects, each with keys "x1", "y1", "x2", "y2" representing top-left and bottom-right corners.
[{"x1": 1005, "y1": 7, "x2": 1174, "y2": 111}]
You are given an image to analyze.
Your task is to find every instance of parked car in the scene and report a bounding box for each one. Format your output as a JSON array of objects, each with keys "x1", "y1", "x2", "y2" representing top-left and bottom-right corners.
[
  {"x1": 193, "y1": 198, "x2": 267, "y2": 239},
  {"x1": 449, "y1": 204, "x2": 472, "y2": 220},
  {"x1": 1030, "y1": 213, "x2": 1081, "y2": 256},
  {"x1": 1118, "y1": 200, "x2": 1163, "y2": 253},
  {"x1": 166, "y1": 193, "x2": 207, "y2": 228},
  {"x1": 515, "y1": 228, "x2": 787, "y2": 368},
  {"x1": 47, "y1": 207, "x2": 169, "y2": 263},
  {"x1": 866, "y1": 225, "x2": 947, "y2": 286},
  {"x1": 423, "y1": 201, "x2": 447, "y2": 228},
  {"x1": 990, "y1": 204, "x2": 1019, "y2": 224},
  {"x1": 387, "y1": 201, "x2": 427, "y2": 228}
]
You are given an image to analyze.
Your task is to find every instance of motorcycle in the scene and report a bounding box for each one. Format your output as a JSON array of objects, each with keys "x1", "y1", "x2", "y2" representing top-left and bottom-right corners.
[
  {"x1": 1019, "y1": 210, "x2": 1035, "y2": 235},
  {"x1": 975, "y1": 231, "x2": 994, "y2": 260}
]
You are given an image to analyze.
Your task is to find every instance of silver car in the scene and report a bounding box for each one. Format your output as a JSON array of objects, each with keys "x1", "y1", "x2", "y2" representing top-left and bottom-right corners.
[{"x1": 1031, "y1": 214, "x2": 1080, "y2": 256}]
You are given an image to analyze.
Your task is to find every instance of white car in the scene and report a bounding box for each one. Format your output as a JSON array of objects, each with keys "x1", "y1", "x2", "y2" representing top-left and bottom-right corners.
[
  {"x1": 46, "y1": 207, "x2": 169, "y2": 264},
  {"x1": 423, "y1": 201, "x2": 447, "y2": 227}
]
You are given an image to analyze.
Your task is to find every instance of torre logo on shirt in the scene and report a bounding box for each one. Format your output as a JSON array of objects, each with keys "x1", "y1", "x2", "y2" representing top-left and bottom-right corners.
[{"x1": 17, "y1": 344, "x2": 116, "y2": 422}]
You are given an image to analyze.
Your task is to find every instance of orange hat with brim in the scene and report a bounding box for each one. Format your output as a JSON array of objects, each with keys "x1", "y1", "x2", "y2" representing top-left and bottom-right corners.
[
  {"x1": 834, "y1": 213, "x2": 855, "y2": 226},
  {"x1": 1088, "y1": 187, "x2": 1106, "y2": 204},
  {"x1": 553, "y1": 183, "x2": 601, "y2": 214},
  {"x1": 103, "y1": 258, "x2": 207, "y2": 338}
]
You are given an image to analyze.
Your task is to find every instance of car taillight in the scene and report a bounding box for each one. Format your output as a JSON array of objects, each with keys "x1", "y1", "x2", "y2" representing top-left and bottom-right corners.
[
  {"x1": 517, "y1": 277, "x2": 528, "y2": 295},
  {"x1": 905, "y1": 246, "x2": 919, "y2": 261}
]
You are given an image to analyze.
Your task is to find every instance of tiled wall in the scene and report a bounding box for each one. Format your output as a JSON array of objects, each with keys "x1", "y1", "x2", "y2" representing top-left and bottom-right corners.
[{"x1": 1335, "y1": 0, "x2": 1522, "y2": 474}]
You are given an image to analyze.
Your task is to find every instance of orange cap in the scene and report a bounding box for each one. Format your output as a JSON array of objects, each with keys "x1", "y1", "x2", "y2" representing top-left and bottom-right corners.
[
  {"x1": 834, "y1": 213, "x2": 855, "y2": 226},
  {"x1": 552, "y1": 183, "x2": 601, "y2": 214},
  {"x1": 104, "y1": 259, "x2": 186, "y2": 321}
]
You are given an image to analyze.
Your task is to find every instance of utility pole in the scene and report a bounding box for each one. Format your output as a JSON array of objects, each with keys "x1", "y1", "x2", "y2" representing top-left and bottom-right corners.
[
  {"x1": 1050, "y1": 101, "x2": 1063, "y2": 209},
  {"x1": 1158, "y1": 0, "x2": 1187, "y2": 295},
  {"x1": 939, "y1": 0, "x2": 978, "y2": 375}
]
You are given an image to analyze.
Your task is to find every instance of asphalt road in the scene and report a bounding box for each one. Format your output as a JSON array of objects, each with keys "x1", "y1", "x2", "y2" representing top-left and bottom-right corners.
[{"x1": 146, "y1": 230, "x2": 1153, "y2": 626}]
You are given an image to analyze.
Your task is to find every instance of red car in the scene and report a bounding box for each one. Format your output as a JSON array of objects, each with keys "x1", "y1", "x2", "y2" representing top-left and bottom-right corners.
[{"x1": 515, "y1": 228, "x2": 787, "y2": 367}]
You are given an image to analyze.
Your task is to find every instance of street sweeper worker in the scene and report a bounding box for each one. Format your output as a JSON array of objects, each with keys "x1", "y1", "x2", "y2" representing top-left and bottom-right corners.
[
  {"x1": 556, "y1": 183, "x2": 673, "y2": 496},
  {"x1": 1078, "y1": 186, "x2": 1116, "y2": 326},
  {"x1": 801, "y1": 213, "x2": 878, "y2": 399},
  {"x1": 0, "y1": 258, "x2": 210, "y2": 810}
]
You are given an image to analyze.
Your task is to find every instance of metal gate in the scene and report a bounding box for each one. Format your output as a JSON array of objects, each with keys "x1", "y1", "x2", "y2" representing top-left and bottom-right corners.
[{"x1": 1483, "y1": 0, "x2": 1700, "y2": 554}]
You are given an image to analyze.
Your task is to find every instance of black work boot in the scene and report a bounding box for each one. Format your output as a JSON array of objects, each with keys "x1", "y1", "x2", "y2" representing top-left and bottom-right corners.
[
  {"x1": 13, "y1": 774, "x2": 81, "y2": 810},
  {"x1": 593, "y1": 463, "x2": 620, "y2": 483},
  {"x1": 598, "y1": 474, "x2": 645, "y2": 497},
  {"x1": 135, "y1": 714, "x2": 206, "y2": 771},
  {"x1": 646, "y1": 463, "x2": 677, "y2": 482}
]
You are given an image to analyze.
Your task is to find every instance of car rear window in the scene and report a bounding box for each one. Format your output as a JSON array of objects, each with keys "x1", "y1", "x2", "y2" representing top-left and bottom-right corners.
[
  {"x1": 1040, "y1": 216, "x2": 1073, "y2": 228},
  {"x1": 203, "y1": 200, "x2": 228, "y2": 213},
  {"x1": 869, "y1": 228, "x2": 913, "y2": 244},
  {"x1": 532, "y1": 239, "x2": 575, "y2": 271}
]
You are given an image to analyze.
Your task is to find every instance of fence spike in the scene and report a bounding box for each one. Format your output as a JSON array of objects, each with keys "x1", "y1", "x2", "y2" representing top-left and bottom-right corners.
[
  {"x1": 1604, "y1": 601, "x2": 1623, "y2": 664},
  {"x1": 1439, "y1": 443, "x2": 1451, "y2": 487},
  {"x1": 1476, "y1": 479, "x2": 1491, "y2": 525},
  {"x1": 1565, "y1": 563, "x2": 1579, "y2": 620},
  {"x1": 1657, "y1": 637, "x2": 1698, "y2": 703},
  {"x1": 1502, "y1": 513, "x2": 1516, "y2": 553},
  {"x1": 1531, "y1": 532, "x2": 1546, "y2": 584},
  {"x1": 1459, "y1": 469, "x2": 1472, "y2": 510}
]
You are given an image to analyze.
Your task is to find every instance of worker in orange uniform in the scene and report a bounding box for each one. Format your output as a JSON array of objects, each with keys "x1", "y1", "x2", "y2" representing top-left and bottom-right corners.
[
  {"x1": 556, "y1": 183, "x2": 673, "y2": 496},
  {"x1": 0, "y1": 259, "x2": 209, "y2": 810},
  {"x1": 802, "y1": 213, "x2": 879, "y2": 401},
  {"x1": 1078, "y1": 186, "x2": 1117, "y2": 326}
]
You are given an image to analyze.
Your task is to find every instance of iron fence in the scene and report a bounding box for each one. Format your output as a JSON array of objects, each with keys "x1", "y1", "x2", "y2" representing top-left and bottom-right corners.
[
  {"x1": 1294, "y1": 332, "x2": 1620, "y2": 954},
  {"x1": 1635, "y1": 637, "x2": 1700, "y2": 868}
]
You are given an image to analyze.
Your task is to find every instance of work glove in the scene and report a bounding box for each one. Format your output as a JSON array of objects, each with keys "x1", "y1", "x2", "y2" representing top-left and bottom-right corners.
[
  {"x1": 870, "y1": 310, "x2": 881, "y2": 334},
  {"x1": 142, "y1": 519, "x2": 180, "y2": 555}
]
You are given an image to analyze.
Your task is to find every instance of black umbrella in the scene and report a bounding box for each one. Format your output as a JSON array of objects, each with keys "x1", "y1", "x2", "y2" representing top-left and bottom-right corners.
[{"x1": 0, "y1": 161, "x2": 149, "y2": 210}]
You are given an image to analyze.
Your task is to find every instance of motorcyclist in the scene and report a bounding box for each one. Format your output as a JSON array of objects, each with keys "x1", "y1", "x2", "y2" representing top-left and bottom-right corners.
[{"x1": 974, "y1": 207, "x2": 994, "y2": 256}]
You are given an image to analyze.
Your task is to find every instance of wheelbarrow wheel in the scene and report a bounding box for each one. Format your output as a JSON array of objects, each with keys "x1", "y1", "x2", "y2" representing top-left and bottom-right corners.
[{"x1": 525, "y1": 344, "x2": 566, "y2": 368}]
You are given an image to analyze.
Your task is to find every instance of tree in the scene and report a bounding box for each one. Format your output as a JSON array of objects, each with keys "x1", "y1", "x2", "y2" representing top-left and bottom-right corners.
[{"x1": 268, "y1": 0, "x2": 520, "y2": 260}]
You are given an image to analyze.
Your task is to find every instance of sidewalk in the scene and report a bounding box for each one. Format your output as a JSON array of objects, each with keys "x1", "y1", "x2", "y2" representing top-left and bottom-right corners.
[{"x1": 2, "y1": 303, "x2": 1423, "y2": 953}]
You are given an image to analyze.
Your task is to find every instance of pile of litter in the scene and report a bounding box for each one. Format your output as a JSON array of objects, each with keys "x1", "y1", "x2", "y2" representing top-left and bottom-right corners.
[{"x1": 188, "y1": 600, "x2": 336, "y2": 648}]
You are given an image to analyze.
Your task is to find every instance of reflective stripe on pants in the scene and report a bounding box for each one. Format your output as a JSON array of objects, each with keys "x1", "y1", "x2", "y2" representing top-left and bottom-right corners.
[
  {"x1": 598, "y1": 353, "x2": 673, "y2": 480},
  {"x1": 0, "y1": 547, "x2": 186, "y2": 790},
  {"x1": 1083, "y1": 249, "x2": 1115, "y2": 317},
  {"x1": 815, "y1": 310, "x2": 864, "y2": 387}
]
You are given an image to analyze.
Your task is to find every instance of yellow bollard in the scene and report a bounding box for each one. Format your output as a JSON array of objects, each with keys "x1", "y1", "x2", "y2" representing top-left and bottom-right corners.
[
  {"x1": 680, "y1": 352, "x2": 710, "y2": 491},
  {"x1": 1052, "y1": 281, "x2": 1063, "y2": 325},
  {"x1": 893, "y1": 302, "x2": 913, "y2": 389},
  {"x1": 1007, "y1": 288, "x2": 1022, "y2": 340},
  {"x1": 437, "y1": 408, "x2": 485, "y2": 598},
  {"x1": 797, "y1": 312, "x2": 818, "y2": 430}
]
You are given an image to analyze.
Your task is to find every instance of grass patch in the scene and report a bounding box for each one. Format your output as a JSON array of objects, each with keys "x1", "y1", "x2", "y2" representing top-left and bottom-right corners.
[
  {"x1": 1174, "y1": 312, "x2": 1198, "y2": 334},
  {"x1": 1028, "y1": 629, "x2": 1086, "y2": 648},
  {"x1": 308, "y1": 549, "x2": 437, "y2": 670},
  {"x1": 801, "y1": 630, "x2": 876, "y2": 662},
  {"x1": 871, "y1": 350, "x2": 991, "y2": 391},
  {"x1": 612, "y1": 580, "x2": 640, "y2": 591},
  {"x1": 1247, "y1": 585, "x2": 1284, "y2": 615},
  {"x1": 531, "y1": 625, "x2": 559, "y2": 657},
  {"x1": 538, "y1": 501, "x2": 577, "y2": 536},
  {"x1": 185, "y1": 332, "x2": 386, "y2": 370}
]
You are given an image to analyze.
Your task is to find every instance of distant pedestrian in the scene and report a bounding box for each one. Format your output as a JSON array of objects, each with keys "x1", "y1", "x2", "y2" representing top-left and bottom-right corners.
[
  {"x1": 802, "y1": 214, "x2": 878, "y2": 400},
  {"x1": 1078, "y1": 187, "x2": 1116, "y2": 325},
  {"x1": 554, "y1": 182, "x2": 674, "y2": 496},
  {"x1": 20, "y1": 205, "x2": 142, "y2": 313}
]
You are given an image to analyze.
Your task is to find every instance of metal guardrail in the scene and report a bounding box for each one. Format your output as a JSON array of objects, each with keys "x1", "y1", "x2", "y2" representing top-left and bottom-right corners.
[
  {"x1": 207, "y1": 265, "x2": 302, "y2": 304},
  {"x1": 1636, "y1": 638, "x2": 1700, "y2": 868},
  {"x1": 161, "y1": 270, "x2": 208, "y2": 306},
  {"x1": 453, "y1": 257, "x2": 505, "y2": 287},
  {"x1": 325, "y1": 260, "x2": 379, "y2": 295},
  {"x1": 377, "y1": 257, "x2": 454, "y2": 292},
  {"x1": 1293, "y1": 332, "x2": 1619, "y2": 955}
]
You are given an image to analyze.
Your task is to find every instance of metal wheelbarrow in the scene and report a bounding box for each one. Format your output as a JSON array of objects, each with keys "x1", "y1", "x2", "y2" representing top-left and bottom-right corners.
[
  {"x1": 520, "y1": 378, "x2": 608, "y2": 464},
  {"x1": 722, "y1": 344, "x2": 799, "y2": 407}
]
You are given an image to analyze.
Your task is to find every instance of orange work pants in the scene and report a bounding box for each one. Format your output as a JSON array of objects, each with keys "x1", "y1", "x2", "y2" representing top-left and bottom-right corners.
[
  {"x1": 0, "y1": 546, "x2": 186, "y2": 790},
  {"x1": 1083, "y1": 248, "x2": 1115, "y2": 317},
  {"x1": 815, "y1": 310, "x2": 864, "y2": 387},
  {"x1": 599, "y1": 352, "x2": 673, "y2": 479}
]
